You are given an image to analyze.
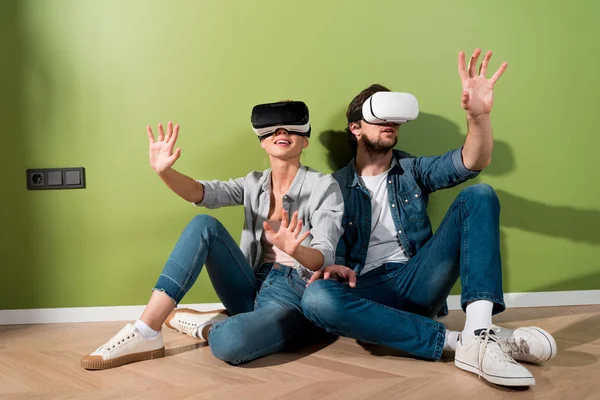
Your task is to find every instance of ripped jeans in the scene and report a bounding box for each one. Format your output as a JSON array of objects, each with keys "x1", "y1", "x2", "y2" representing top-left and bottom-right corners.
[{"x1": 153, "y1": 214, "x2": 313, "y2": 364}]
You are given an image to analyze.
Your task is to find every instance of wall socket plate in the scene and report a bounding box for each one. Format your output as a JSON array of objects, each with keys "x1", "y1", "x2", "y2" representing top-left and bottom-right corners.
[{"x1": 26, "y1": 167, "x2": 86, "y2": 190}]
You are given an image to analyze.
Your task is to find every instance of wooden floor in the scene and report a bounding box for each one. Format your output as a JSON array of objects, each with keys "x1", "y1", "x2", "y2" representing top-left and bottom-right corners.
[{"x1": 1, "y1": 305, "x2": 599, "y2": 399}]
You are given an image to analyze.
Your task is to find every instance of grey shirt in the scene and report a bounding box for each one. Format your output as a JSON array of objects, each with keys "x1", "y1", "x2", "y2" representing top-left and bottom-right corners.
[{"x1": 196, "y1": 165, "x2": 344, "y2": 279}]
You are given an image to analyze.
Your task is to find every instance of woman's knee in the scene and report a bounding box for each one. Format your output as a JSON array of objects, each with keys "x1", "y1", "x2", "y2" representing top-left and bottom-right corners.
[
  {"x1": 185, "y1": 214, "x2": 225, "y2": 237},
  {"x1": 209, "y1": 308, "x2": 305, "y2": 365},
  {"x1": 209, "y1": 324, "x2": 251, "y2": 365},
  {"x1": 189, "y1": 214, "x2": 221, "y2": 230}
]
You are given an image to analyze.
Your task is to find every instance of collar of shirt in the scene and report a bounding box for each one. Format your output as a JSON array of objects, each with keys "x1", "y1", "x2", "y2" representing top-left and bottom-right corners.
[{"x1": 345, "y1": 153, "x2": 402, "y2": 188}]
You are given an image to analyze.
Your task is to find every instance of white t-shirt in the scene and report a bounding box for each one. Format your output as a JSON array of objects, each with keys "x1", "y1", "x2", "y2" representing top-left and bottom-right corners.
[
  {"x1": 260, "y1": 220, "x2": 299, "y2": 267},
  {"x1": 360, "y1": 168, "x2": 409, "y2": 275}
]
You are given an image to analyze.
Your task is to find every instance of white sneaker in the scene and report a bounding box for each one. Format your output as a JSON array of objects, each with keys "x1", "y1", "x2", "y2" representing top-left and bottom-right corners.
[
  {"x1": 165, "y1": 308, "x2": 228, "y2": 340},
  {"x1": 455, "y1": 329, "x2": 535, "y2": 386},
  {"x1": 81, "y1": 324, "x2": 165, "y2": 370},
  {"x1": 492, "y1": 325, "x2": 558, "y2": 364}
]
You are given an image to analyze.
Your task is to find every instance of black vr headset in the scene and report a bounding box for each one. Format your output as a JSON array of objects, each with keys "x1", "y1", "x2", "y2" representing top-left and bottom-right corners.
[{"x1": 251, "y1": 101, "x2": 311, "y2": 139}]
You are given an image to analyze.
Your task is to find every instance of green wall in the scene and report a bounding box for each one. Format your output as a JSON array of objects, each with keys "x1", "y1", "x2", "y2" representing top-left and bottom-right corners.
[{"x1": 1, "y1": 0, "x2": 599, "y2": 310}]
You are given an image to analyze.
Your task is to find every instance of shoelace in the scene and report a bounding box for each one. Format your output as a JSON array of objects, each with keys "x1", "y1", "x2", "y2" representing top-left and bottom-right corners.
[
  {"x1": 491, "y1": 325, "x2": 530, "y2": 356},
  {"x1": 176, "y1": 318, "x2": 199, "y2": 337},
  {"x1": 501, "y1": 337, "x2": 530, "y2": 356},
  {"x1": 476, "y1": 329, "x2": 519, "y2": 379},
  {"x1": 97, "y1": 325, "x2": 136, "y2": 352}
]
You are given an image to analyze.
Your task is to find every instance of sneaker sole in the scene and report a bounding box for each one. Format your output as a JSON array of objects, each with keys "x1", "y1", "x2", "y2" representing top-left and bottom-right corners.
[
  {"x1": 164, "y1": 308, "x2": 228, "y2": 331},
  {"x1": 81, "y1": 347, "x2": 165, "y2": 370},
  {"x1": 455, "y1": 358, "x2": 536, "y2": 386}
]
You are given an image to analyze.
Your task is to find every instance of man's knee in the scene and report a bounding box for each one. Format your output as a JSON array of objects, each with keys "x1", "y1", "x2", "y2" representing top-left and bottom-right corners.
[
  {"x1": 301, "y1": 280, "x2": 344, "y2": 326},
  {"x1": 460, "y1": 183, "x2": 500, "y2": 211}
]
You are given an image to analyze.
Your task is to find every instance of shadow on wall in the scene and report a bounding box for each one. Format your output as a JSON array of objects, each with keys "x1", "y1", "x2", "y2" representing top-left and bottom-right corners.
[
  {"x1": 319, "y1": 111, "x2": 600, "y2": 292},
  {"x1": 0, "y1": 1, "x2": 32, "y2": 310},
  {"x1": 0, "y1": 1, "x2": 53, "y2": 310}
]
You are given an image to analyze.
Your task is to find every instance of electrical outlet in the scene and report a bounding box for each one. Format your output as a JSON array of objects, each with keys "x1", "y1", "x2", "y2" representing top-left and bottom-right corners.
[
  {"x1": 26, "y1": 167, "x2": 86, "y2": 190},
  {"x1": 29, "y1": 171, "x2": 45, "y2": 187}
]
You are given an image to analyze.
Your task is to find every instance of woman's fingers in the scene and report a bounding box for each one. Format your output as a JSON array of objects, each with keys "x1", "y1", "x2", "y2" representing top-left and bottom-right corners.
[
  {"x1": 288, "y1": 211, "x2": 299, "y2": 231},
  {"x1": 294, "y1": 219, "x2": 303, "y2": 236},
  {"x1": 281, "y1": 209, "x2": 289, "y2": 229},
  {"x1": 296, "y1": 230, "x2": 310, "y2": 243},
  {"x1": 158, "y1": 123, "x2": 165, "y2": 141},
  {"x1": 147, "y1": 125, "x2": 155, "y2": 144}
]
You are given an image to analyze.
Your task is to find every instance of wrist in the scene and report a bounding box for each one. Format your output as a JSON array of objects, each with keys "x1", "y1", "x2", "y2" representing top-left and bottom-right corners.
[
  {"x1": 466, "y1": 113, "x2": 491, "y2": 124},
  {"x1": 156, "y1": 167, "x2": 172, "y2": 177},
  {"x1": 289, "y1": 245, "x2": 302, "y2": 259}
]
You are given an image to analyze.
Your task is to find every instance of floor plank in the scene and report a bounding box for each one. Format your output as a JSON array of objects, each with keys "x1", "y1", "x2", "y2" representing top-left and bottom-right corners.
[{"x1": 1, "y1": 305, "x2": 599, "y2": 399}]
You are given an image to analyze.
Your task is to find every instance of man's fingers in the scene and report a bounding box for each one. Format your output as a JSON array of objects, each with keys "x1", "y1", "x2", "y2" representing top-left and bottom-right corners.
[
  {"x1": 147, "y1": 125, "x2": 155, "y2": 144},
  {"x1": 458, "y1": 51, "x2": 468, "y2": 80},
  {"x1": 462, "y1": 90, "x2": 470, "y2": 109},
  {"x1": 347, "y1": 269, "x2": 357, "y2": 288},
  {"x1": 324, "y1": 271, "x2": 331, "y2": 280},
  {"x1": 307, "y1": 270, "x2": 322, "y2": 286},
  {"x1": 490, "y1": 62, "x2": 508, "y2": 85},
  {"x1": 468, "y1": 48, "x2": 481, "y2": 78},
  {"x1": 479, "y1": 50, "x2": 492, "y2": 77}
]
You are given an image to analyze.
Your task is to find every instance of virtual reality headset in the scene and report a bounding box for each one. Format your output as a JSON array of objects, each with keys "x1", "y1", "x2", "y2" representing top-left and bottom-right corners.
[
  {"x1": 348, "y1": 92, "x2": 419, "y2": 125},
  {"x1": 251, "y1": 101, "x2": 311, "y2": 139}
]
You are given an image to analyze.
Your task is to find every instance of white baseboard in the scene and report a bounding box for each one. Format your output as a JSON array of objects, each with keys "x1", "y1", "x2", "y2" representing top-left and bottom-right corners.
[
  {"x1": 1, "y1": 290, "x2": 599, "y2": 326},
  {"x1": 0, "y1": 303, "x2": 224, "y2": 326},
  {"x1": 445, "y1": 290, "x2": 600, "y2": 310}
]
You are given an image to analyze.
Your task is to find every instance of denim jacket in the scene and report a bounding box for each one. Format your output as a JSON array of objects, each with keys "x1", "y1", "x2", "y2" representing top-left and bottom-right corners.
[{"x1": 332, "y1": 148, "x2": 480, "y2": 275}]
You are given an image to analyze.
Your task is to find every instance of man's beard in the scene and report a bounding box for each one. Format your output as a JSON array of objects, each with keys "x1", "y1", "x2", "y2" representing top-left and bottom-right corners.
[{"x1": 363, "y1": 134, "x2": 398, "y2": 154}]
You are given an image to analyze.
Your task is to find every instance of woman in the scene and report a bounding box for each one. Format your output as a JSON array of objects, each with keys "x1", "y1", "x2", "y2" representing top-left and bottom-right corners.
[{"x1": 81, "y1": 101, "x2": 343, "y2": 369}]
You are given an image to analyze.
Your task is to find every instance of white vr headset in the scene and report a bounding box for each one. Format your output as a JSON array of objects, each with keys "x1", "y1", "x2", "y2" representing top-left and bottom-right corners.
[{"x1": 349, "y1": 92, "x2": 419, "y2": 125}]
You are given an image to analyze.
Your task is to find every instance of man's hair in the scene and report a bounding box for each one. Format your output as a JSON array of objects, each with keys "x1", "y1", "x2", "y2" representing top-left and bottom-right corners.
[{"x1": 345, "y1": 84, "x2": 391, "y2": 152}]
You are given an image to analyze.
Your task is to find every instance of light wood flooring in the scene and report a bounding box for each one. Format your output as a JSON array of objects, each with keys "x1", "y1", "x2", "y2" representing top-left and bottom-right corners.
[{"x1": 1, "y1": 305, "x2": 599, "y2": 399}]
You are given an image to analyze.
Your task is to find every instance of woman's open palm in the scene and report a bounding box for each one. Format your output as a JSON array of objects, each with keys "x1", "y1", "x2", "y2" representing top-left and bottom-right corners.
[{"x1": 147, "y1": 121, "x2": 182, "y2": 174}]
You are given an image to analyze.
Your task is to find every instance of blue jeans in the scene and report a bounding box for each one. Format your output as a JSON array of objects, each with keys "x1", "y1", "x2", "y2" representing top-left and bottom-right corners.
[
  {"x1": 302, "y1": 184, "x2": 505, "y2": 360},
  {"x1": 154, "y1": 214, "x2": 312, "y2": 365}
]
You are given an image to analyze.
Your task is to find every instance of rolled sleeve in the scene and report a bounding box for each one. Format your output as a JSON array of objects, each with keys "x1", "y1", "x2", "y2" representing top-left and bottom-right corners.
[
  {"x1": 451, "y1": 147, "x2": 480, "y2": 179},
  {"x1": 414, "y1": 147, "x2": 480, "y2": 193},
  {"x1": 194, "y1": 181, "x2": 215, "y2": 207},
  {"x1": 308, "y1": 179, "x2": 344, "y2": 268},
  {"x1": 194, "y1": 177, "x2": 245, "y2": 209}
]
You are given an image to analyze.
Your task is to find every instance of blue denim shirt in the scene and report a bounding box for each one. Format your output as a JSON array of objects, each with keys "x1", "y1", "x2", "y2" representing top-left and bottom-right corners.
[{"x1": 332, "y1": 148, "x2": 480, "y2": 274}]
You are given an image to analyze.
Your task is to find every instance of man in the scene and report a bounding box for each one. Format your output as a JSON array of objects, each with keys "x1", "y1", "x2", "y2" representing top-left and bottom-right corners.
[{"x1": 302, "y1": 49, "x2": 557, "y2": 387}]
